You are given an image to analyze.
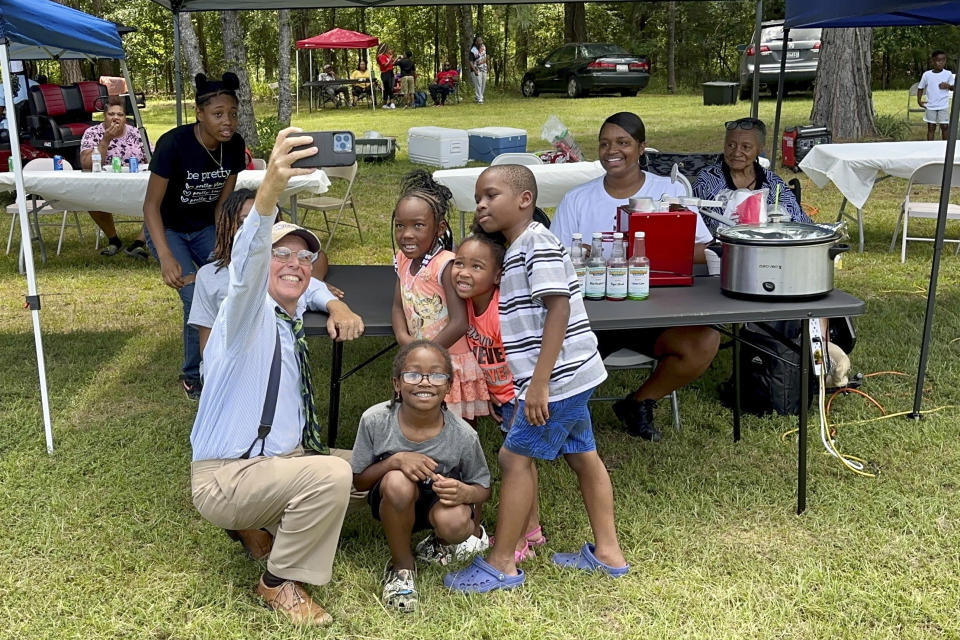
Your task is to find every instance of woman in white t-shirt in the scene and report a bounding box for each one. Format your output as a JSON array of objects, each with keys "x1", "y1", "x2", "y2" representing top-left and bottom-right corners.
[{"x1": 552, "y1": 112, "x2": 719, "y2": 443}]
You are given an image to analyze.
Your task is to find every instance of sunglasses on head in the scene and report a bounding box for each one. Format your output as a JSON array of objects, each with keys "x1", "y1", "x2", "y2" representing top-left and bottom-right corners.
[{"x1": 725, "y1": 118, "x2": 766, "y2": 133}]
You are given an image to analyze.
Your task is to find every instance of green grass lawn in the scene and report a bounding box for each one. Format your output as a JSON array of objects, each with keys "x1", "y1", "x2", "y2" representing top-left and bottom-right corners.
[{"x1": 2, "y1": 89, "x2": 960, "y2": 639}]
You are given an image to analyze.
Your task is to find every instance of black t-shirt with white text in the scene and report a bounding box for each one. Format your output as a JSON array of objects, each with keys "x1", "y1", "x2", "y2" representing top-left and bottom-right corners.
[{"x1": 149, "y1": 123, "x2": 245, "y2": 233}]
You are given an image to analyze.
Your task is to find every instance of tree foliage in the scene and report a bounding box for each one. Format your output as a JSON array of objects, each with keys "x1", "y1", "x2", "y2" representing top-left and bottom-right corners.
[{"x1": 34, "y1": 1, "x2": 960, "y2": 97}]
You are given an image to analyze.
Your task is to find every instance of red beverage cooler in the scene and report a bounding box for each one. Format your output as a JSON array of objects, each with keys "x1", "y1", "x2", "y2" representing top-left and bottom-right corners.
[{"x1": 615, "y1": 206, "x2": 697, "y2": 286}]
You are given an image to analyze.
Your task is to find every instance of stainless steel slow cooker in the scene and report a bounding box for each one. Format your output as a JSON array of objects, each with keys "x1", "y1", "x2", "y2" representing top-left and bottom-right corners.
[{"x1": 714, "y1": 221, "x2": 849, "y2": 299}]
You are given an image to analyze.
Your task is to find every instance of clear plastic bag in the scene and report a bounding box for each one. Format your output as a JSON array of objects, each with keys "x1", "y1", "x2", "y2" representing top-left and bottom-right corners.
[{"x1": 540, "y1": 115, "x2": 583, "y2": 163}]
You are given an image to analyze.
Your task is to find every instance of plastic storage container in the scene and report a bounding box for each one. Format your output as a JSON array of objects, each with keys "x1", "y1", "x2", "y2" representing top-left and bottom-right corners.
[
  {"x1": 407, "y1": 126, "x2": 469, "y2": 168},
  {"x1": 467, "y1": 127, "x2": 528, "y2": 163},
  {"x1": 702, "y1": 81, "x2": 739, "y2": 106},
  {"x1": 355, "y1": 137, "x2": 397, "y2": 162}
]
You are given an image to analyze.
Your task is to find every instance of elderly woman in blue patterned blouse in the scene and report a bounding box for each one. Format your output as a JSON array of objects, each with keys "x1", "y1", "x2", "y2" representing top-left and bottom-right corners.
[{"x1": 692, "y1": 117, "x2": 811, "y2": 234}]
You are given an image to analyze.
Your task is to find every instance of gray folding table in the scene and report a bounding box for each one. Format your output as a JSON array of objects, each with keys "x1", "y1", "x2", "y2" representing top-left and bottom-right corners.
[{"x1": 304, "y1": 265, "x2": 865, "y2": 514}]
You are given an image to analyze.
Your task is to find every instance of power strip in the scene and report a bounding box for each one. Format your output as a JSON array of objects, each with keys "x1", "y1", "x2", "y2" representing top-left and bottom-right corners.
[{"x1": 809, "y1": 318, "x2": 825, "y2": 376}]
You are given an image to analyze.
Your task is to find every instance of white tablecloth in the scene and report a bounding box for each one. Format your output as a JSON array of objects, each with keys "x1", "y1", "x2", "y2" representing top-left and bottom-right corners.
[
  {"x1": 434, "y1": 161, "x2": 606, "y2": 211},
  {"x1": 799, "y1": 141, "x2": 960, "y2": 210},
  {"x1": 0, "y1": 169, "x2": 331, "y2": 217}
]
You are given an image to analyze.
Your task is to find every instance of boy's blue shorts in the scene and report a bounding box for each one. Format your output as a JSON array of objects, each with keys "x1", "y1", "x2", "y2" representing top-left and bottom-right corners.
[{"x1": 502, "y1": 387, "x2": 596, "y2": 460}]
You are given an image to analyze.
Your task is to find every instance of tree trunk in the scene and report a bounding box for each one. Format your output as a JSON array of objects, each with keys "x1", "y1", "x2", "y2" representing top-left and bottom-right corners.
[
  {"x1": 563, "y1": 3, "x2": 587, "y2": 43},
  {"x1": 434, "y1": 7, "x2": 441, "y2": 74},
  {"x1": 278, "y1": 10, "x2": 293, "y2": 126},
  {"x1": 459, "y1": 6, "x2": 474, "y2": 74},
  {"x1": 445, "y1": 6, "x2": 459, "y2": 68},
  {"x1": 220, "y1": 10, "x2": 259, "y2": 149},
  {"x1": 477, "y1": 5, "x2": 484, "y2": 36},
  {"x1": 667, "y1": 1, "x2": 677, "y2": 93},
  {"x1": 502, "y1": 5, "x2": 510, "y2": 88},
  {"x1": 179, "y1": 13, "x2": 206, "y2": 82},
  {"x1": 810, "y1": 27, "x2": 875, "y2": 141}
]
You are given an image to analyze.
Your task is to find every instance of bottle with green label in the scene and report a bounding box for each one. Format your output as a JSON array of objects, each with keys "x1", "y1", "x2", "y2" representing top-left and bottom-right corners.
[
  {"x1": 605, "y1": 232, "x2": 628, "y2": 301},
  {"x1": 627, "y1": 231, "x2": 650, "y2": 300}
]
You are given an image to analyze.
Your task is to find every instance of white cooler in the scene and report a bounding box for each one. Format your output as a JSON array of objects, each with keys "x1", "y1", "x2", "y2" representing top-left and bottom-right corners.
[{"x1": 407, "y1": 126, "x2": 469, "y2": 168}]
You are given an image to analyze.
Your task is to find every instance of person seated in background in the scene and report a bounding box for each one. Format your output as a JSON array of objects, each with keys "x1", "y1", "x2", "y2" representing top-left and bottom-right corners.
[
  {"x1": 189, "y1": 188, "x2": 345, "y2": 355},
  {"x1": 429, "y1": 61, "x2": 459, "y2": 106},
  {"x1": 318, "y1": 64, "x2": 349, "y2": 107},
  {"x1": 79, "y1": 95, "x2": 150, "y2": 258},
  {"x1": 350, "y1": 59, "x2": 375, "y2": 106},
  {"x1": 552, "y1": 112, "x2": 719, "y2": 443},
  {"x1": 0, "y1": 61, "x2": 37, "y2": 133},
  {"x1": 692, "y1": 117, "x2": 810, "y2": 234}
]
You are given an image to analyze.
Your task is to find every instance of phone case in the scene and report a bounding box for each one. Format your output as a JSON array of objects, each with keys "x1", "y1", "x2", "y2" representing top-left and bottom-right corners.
[{"x1": 291, "y1": 131, "x2": 356, "y2": 168}]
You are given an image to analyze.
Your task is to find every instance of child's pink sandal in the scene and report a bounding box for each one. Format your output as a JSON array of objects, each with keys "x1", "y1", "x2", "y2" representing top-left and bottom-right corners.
[
  {"x1": 525, "y1": 526, "x2": 547, "y2": 548},
  {"x1": 490, "y1": 536, "x2": 536, "y2": 563}
]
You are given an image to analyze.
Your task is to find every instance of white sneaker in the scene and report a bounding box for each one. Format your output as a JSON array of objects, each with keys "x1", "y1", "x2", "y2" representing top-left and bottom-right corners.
[
  {"x1": 389, "y1": 103, "x2": 397, "y2": 109},
  {"x1": 450, "y1": 525, "x2": 490, "y2": 560},
  {"x1": 382, "y1": 565, "x2": 418, "y2": 613}
]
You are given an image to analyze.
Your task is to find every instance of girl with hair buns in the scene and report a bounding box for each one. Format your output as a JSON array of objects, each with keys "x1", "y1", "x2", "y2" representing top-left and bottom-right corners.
[
  {"x1": 143, "y1": 72, "x2": 246, "y2": 400},
  {"x1": 390, "y1": 170, "x2": 490, "y2": 421}
]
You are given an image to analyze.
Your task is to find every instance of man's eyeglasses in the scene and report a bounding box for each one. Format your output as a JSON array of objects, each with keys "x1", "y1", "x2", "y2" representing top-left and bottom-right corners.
[
  {"x1": 272, "y1": 246, "x2": 318, "y2": 266},
  {"x1": 399, "y1": 371, "x2": 451, "y2": 386},
  {"x1": 725, "y1": 118, "x2": 767, "y2": 133}
]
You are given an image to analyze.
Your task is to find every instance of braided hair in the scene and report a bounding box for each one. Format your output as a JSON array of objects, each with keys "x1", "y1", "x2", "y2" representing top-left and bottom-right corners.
[
  {"x1": 212, "y1": 188, "x2": 257, "y2": 270},
  {"x1": 392, "y1": 169, "x2": 454, "y2": 270}
]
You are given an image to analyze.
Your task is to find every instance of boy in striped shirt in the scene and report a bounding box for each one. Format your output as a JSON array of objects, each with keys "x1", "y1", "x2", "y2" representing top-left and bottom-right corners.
[{"x1": 444, "y1": 165, "x2": 628, "y2": 593}]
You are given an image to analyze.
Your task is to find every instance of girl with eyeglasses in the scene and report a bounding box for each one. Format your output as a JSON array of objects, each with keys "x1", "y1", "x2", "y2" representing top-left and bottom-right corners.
[{"x1": 351, "y1": 340, "x2": 492, "y2": 613}]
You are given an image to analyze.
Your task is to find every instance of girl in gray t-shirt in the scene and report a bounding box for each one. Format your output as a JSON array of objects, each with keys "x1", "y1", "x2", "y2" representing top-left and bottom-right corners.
[{"x1": 351, "y1": 341, "x2": 491, "y2": 613}]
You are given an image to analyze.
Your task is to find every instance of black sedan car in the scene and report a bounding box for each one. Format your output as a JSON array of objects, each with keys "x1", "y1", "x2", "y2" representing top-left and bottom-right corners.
[{"x1": 521, "y1": 43, "x2": 650, "y2": 98}]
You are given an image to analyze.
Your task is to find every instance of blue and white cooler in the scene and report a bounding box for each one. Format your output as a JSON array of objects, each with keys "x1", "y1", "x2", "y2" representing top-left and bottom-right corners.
[{"x1": 467, "y1": 127, "x2": 528, "y2": 163}]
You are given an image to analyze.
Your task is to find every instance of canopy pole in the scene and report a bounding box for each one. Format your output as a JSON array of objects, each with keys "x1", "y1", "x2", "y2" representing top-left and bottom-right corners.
[
  {"x1": 296, "y1": 48, "x2": 300, "y2": 114},
  {"x1": 309, "y1": 50, "x2": 314, "y2": 111},
  {"x1": 770, "y1": 27, "x2": 789, "y2": 167},
  {"x1": 367, "y1": 47, "x2": 375, "y2": 109},
  {"x1": 910, "y1": 40, "x2": 960, "y2": 419},
  {"x1": 120, "y1": 60, "x2": 151, "y2": 163},
  {"x1": 0, "y1": 44, "x2": 54, "y2": 455},
  {"x1": 750, "y1": 0, "x2": 763, "y2": 119},
  {"x1": 173, "y1": 9, "x2": 184, "y2": 126}
]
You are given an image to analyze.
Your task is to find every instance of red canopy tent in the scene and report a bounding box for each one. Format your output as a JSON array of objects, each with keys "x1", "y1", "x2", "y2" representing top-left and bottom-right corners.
[{"x1": 295, "y1": 27, "x2": 379, "y2": 110}]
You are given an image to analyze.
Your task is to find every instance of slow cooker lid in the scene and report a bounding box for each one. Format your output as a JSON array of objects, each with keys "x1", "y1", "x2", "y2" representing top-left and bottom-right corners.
[{"x1": 719, "y1": 222, "x2": 839, "y2": 245}]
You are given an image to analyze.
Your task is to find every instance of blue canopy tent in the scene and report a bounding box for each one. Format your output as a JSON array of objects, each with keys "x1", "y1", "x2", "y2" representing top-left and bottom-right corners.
[
  {"x1": 0, "y1": 0, "x2": 132, "y2": 454},
  {"x1": 782, "y1": 0, "x2": 960, "y2": 419}
]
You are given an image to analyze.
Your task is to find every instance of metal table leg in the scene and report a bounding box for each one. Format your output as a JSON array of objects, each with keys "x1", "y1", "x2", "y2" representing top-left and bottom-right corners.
[
  {"x1": 797, "y1": 320, "x2": 810, "y2": 515},
  {"x1": 733, "y1": 323, "x2": 742, "y2": 442},
  {"x1": 327, "y1": 341, "x2": 344, "y2": 448}
]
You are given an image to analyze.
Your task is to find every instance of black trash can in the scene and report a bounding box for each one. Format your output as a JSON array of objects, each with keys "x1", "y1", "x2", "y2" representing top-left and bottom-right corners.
[{"x1": 702, "y1": 81, "x2": 739, "y2": 106}]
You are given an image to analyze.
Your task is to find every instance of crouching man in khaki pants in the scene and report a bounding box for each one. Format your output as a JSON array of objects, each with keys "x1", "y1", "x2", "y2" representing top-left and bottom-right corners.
[{"x1": 190, "y1": 128, "x2": 365, "y2": 626}]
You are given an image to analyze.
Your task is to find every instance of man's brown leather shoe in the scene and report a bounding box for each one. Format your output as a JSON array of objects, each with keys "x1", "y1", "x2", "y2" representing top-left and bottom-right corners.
[
  {"x1": 256, "y1": 577, "x2": 333, "y2": 626},
  {"x1": 226, "y1": 529, "x2": 273, "y2": 560}
]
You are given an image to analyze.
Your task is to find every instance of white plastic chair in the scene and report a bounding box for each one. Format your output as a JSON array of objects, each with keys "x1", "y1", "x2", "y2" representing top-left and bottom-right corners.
[
  {"x1": 251, "y1": 158, "x2": 267, "y2": 170},
  {"x1": 6, "y1": 157, "x2": 82, "y2": 258},
  {"x1": 889, "y1": 161, "x2": 960, "y2": 262},
  {"x1": 296, "y1": 162, "x2": 361, "y2": 251},
  {"x1": 595, "y1": 348, "x2": 681, "y2": 430},
  {"x1": 491, "y1": 152, "x2": 542, "y2": 166},
  {"x1": 907, "y1": 83, "x2": 925, "y2": 122}
]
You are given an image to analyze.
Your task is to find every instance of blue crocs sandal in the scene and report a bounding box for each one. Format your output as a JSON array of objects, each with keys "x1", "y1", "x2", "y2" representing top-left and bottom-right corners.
[
  {"x1": 551, "y1": 543, "x2": 629, "y2": 578},
  {"x1": 443, "y1": 556, "x2": 525, "y2": 593}
]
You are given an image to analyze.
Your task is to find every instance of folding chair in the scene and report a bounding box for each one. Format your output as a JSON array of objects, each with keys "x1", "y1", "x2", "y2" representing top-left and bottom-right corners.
[
  {"x1": 491, "y1": 153, "x2": 542, "y2": 166},
  {"x1": 296, "y1": 162, "x2": 362, "y2": 251},
  {"x1": 593, "y1": 349, "x2": 681, "y2": 430},
  {"x1": 889, "y1": 161, "x2": 960, "y2": 262},
  {"x1": 907, "y1": 83, "x2": 925, "y2": 122},
  {"x1": 6, "y1": 157, "x2": 82, "y2": 259}
]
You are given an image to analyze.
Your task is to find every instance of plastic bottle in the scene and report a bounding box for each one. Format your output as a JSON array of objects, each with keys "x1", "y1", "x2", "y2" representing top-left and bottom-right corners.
[
  {"x1": 91, "y1": 149, "x2": 102, "y2": 173},
  {"x1": 570, "y1": 232, "x2": 586, "y2": 296},
  {"x1": 605, "y1": 232, "x2": 628, "y2": 301},
  {"x1": 111, "y1": 156, "x2": 122, "y2": 173},
  {"x1": 584, "y1": 232, "x2": 606, "y2": 300},
  {"x1": 627, "y1": 231, "x2": 650, "y2": 301}
]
